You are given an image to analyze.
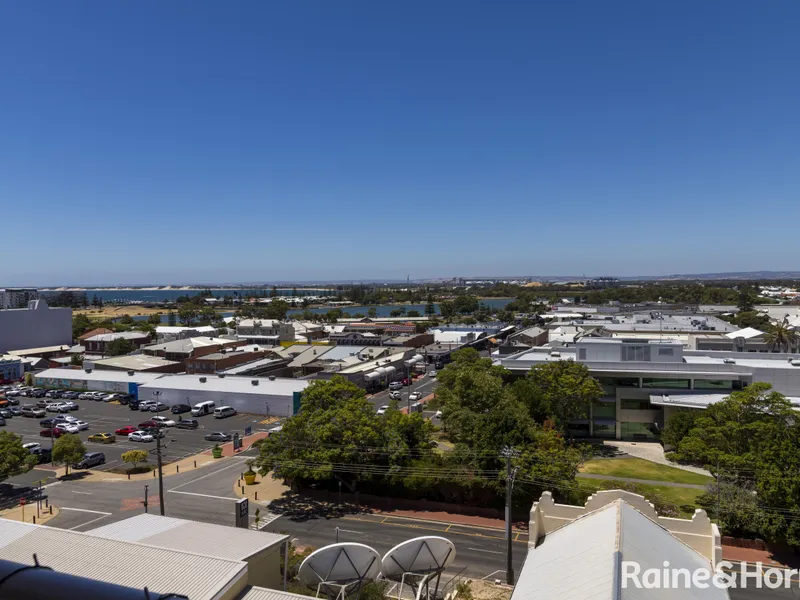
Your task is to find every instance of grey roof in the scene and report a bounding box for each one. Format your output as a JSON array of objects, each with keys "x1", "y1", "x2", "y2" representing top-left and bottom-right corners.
[
  {"x1": 139, "y1": 374, "x2": 309, "y2": 397},
  {"x1": 144, "y1": 336, "x2": 238, "y2": 354},
  {"x1": 88, "y1": 513, "x2": 286, "y2": 561},
  {"x1": 34, "y1": 367, "x2": 167, "y2": 385},
  {"x1": 0, "y1": 519, "x2": 247, "y2": 600},
  {"x1": 240, "y1": 587, "x2": 317, "y2": 600},
  {"x1": 222, "y1": 357, "x2": 288, "y2": 375},
  {"x1": 91, "y1": 354, "x2": 180, "y2": 370},
  {"x1": 511, "y1": 500, "x2": 728, "y2": 600},
  {"x1": 85, "y1": 332, "x2": 149, "y2": 342}
]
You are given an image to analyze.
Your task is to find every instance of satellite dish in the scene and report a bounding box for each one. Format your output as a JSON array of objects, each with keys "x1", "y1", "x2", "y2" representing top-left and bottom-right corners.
[
  {"x1": 298, "y1": 543, "x2": 381, "y2": 600},
  {"x1": 382, "y1": 537, "x2": 456, "y2": 600}
]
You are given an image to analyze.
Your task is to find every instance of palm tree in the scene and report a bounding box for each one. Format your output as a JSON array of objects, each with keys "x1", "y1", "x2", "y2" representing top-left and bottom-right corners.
[{"x1": 763, "y1": 318, "x2": 800, "y2": 353}]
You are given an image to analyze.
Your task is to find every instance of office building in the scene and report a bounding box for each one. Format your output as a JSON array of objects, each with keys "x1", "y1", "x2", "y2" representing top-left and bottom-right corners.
[
  {"x1": 0, "y1": 298, "x2": 72, "y2": 353},
  {"x1": 0, "y1": 287, "x2": 39, "y2": 309}
]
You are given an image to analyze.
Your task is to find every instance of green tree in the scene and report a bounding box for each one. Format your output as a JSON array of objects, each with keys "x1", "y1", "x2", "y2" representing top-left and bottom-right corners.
[
  {"x1": 147, "y1": 313, "x2": 163, "y2": 325},
  {"x1": 69, "y1": 354, "x2": 83, "y2": 367},
  {"x1": 270, "y1": 286, "x2": 278, "y2": 298},
  {"x1": 390, "y1": 309, "x2": 404, "y2": 317},
  {"x1": 730, "y1": 311, "x2": 771, "y2": 330},
  {"x1": 737, "y1": 287, "x2": 756, "y2": 312},
  {"x1": 425, "y1": 294, "x2": 436, "y2": 317},
  {"x1": 367, "y1": 307, "x2": 378, "y2": 318},
  {"x1": 439, "y1": 301, "x2": 456, "y2": 322},
  {"x1": 0, "y1": 431, "x2": 37, "y2": 481},
  {"x1": 453, "y1": 295, "x2": 479, "y2": 314},
  {"x1": 264, "y1": 300, "x2": 290, "y2": 320},
  {"x1": 72, "y1": 313, "x2": 93, "y2": 339},
  {"x1": 119, "y1": 314, "x2": 134, "y2": 325},
  {"x1": 52, "y1": 434, "x2": 86, "y2": 475},
  {"x1": 121, "y1": 449, "x2": 148, "y2": 472},
  {"x1": 661, "y1": 410, "x2": 699, "y2": 449},
  {"x1": 407, "y1": 310, "x2": 421, "y2": 318},
  {"x1": 105, "y1": 337, "x2": 133, "y2": 356},
  {"x1": 763, "y1": 319, "x2": 800, "y2": 353},
  {"x1": 178, "y1": 306, "x2": 199, "y2": 326},
  {"x1": 512, "y1": 362, "x2": 602, "y2": 429},
  {"x1": 167, "y1": 311, "x2": 177, "y2": 326}
]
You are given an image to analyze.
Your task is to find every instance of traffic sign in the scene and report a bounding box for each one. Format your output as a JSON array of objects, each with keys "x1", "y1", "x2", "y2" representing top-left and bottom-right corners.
[{"x1": 245, "y1": 426, "x2": 252, "y2": 436}]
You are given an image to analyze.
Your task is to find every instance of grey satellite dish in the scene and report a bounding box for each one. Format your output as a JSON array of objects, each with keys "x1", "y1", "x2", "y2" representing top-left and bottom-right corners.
[
  {"x1": 382, "y1": 537, "x2": 456, "y2": 600},
  {"x1": 298, "y1": 543, "x2": 381, "y2": 600}
]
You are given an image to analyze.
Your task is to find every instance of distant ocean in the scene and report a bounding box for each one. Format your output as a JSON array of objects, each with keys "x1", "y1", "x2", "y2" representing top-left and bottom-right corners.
[{"x1": 43, "y1": 288, "x2": 332, "y2": 303}]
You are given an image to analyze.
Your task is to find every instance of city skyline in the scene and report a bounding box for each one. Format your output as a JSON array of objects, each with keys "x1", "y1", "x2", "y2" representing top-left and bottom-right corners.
[{"x1": 2, "y1": 1, "x2": 799, "y2": 285}]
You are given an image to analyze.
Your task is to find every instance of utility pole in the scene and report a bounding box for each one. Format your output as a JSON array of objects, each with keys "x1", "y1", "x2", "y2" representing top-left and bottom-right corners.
[
  {"x1": 716, "y1": 459, "x2": 721, "y2": 522},
  {"x1": 501, "y1": 446, "x2": 519, "y2": 585},
  {"x1": 143, "y1": 485, "x2": 149, "y2": 513},
  {"x1": 153, "y1": 390, "x2": 165, "y2": 516}
]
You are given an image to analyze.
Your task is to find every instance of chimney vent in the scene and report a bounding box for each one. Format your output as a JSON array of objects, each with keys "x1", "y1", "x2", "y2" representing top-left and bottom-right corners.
[
  {"x1": 252, "y1": 379, "x2": 259, "y2": 386},
  {"x1": 199, "y1": 376, "x2": 207, "y2": 383}
]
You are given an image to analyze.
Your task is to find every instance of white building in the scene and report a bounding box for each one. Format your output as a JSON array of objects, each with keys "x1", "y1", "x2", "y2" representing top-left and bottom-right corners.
[
  {"x1": 34, "y1": 367, "x2": 166, "y2": 398},
  {"x1": 0, "y1": 287, "x2": 39, "y2": 309},
  {"x1": 236, "y1": 319, "x2": 295, "y2": 345},
  {"x1": 0, "y1": 298, "x2": 72, "y2": 353},
  {"x1": 138, "y1": 374, "x2": 309, "y2": 416}
]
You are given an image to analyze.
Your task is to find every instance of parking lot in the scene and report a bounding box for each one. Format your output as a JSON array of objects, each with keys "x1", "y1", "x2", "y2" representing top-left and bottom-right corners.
[{"x1": 1, "y1": 396, "x2": 270, "y2": 472}]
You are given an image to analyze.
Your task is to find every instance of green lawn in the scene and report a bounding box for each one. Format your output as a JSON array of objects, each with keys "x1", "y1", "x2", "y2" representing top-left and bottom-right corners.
[
  {"x1": 580, "y1": 457, "x2": 713, "y2": 486},
  {"x1": 578, "y1": 479, "x2": 707, "y2": 518}
]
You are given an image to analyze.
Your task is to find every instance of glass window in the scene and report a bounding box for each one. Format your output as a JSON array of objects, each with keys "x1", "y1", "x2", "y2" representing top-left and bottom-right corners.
[
  {"x1": 567, "y1": 422, "x2": 590, "y2": 438},
  {"x1": 593, "y1": 421, "x2": 616, "y2": 438},
  {"x1": 592, "y1": 402, "x2": 617, "y2": 418},
  {"x1": 621, "y1": 422, "x2": 661, "y2": 440},
  {"x1": 658, "y1": 348, "x2": 674, "y2": 356},
  {"x1": 641, "y1": 378, "x2": 690, "y2": 389},
  {"x1": 596, "y1": 377, "x2": 639, "y2": 395},
  {"x1": 620, "y1": 398, "x2": 652, "y2": 410},
  {"x1": 622, "y1": 346, "x2": 651, "y2": 361},
  {"x1": 693, "y1": 379, "x2": 733, "y2": 390}
]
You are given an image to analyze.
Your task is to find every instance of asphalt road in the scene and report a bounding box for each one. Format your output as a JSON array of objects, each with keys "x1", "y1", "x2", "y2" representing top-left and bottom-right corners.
[{"x1": 2, "y1": 398, "x2": 268, "y2": 473}]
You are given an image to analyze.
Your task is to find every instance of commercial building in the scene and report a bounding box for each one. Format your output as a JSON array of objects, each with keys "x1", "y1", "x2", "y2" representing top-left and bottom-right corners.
[
  {"x1": 0, "y1": 298, "x2": 72, "y2": 353},
  {"x1": 235, "y1": 319, "x2": 295, "y2": 345},
  {"x1": 186, "y1": 347, "x2": 274, "y2": 374},
  {"x1": 499, "y1": 337, "x2": 800, "y2": 440},
  {"x1": 156, "y1": 324, "x2": 220, "y2": 342},
  {"x1": 514, "y1": 490, "x2": 726, "y2": 600},
  {"x1": 34, "y1": 367, "x2": 166, "y2": 398},
  {"x1": 329, "y1": 331, "x2": 390, "y2": 346},
  {"x1": 143, "y1": 336, "x2": 244, "y2": 362},
  {"x1": 0, "y1": 287, "x2": 39, "y2": 309},
  {"x1": 138, "y1": 374, "x2": 309, "y2": 417},
  {"x1": 88, "y1": 354, "x2": 183, "y2": 373},
  {"x1": 83, "y1": 331, "x2": 151, "y2": 355},
  {"x1": 0, "y1": 355, "x2": 24, "y2": 381},
  {"x1": 383, "y1": 333, "x2": 435, "y2": 348}
]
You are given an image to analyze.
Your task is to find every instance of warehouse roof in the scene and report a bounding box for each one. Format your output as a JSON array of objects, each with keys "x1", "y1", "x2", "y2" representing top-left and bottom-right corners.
[
  {"x1": 90, "y1": 354, "x2": 181, "y2": 371},
  {"x1": 0, "y1": 519, "x2": 247, "y2": 600},
  {"x1": 8, "y1": 345, "x2": 70, "y2": 356},
  {"x1": 240, "y1": 587, "x2": 316, "y2": 600},
  {"x1": 144, "y1": 336, "x2": 240, "y2": 354},
  {"x1": 156, "y1": 325, "x2": 218, "y2": 334},
  {"x1": 34, "y1": 368, "x2": 167, "y2": 384},
  {"x1": 725, "y1": 327, "x2": 764, "y2": 340},
  {"x1": 139, "y1": 374, "x2": 309, "y2": 396},
  {"x1": 88, "y1": 514, "x2": 286, "y2": 561},
  {"x1": 85, "y1": 332, "x2": 149, "y2": 342}
]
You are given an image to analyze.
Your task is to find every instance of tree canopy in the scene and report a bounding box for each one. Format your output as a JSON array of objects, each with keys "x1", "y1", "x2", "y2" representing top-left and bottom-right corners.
[
  {"x1": 0, "y1": 432, "x2": 37, "y2": 481},
  {"x1": 105, "y1": 337, "x2": 134, "y2": 356},
  {"x1": 52, "y1": 434, "x2": 87, "y2": 475}
]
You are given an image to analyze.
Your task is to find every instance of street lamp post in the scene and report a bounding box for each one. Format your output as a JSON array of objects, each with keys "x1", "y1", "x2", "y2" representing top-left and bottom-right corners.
[{"x1": 152, "y1": 390, "x2": 165, "y2": 516}]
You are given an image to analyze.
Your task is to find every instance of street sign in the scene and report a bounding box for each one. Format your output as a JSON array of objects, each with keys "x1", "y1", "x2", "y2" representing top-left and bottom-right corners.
[
  {"x1": 235, "y1": 497, "x2": 249, "y2": 528},
  {"x1": 244, "y1": 426, "x2": 252, "y2": 437},
  {"x1": 233, "y1": 432, "x2": 241, "y2": 451},
  {"x1": 19, "y1": 498, "x2": 26, "y2": 506}
]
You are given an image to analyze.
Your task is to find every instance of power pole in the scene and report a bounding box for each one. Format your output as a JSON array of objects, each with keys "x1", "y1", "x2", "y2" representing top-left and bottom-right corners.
[
  {"x1": 153, "y1": 391, "x2": 166, "y2": 516},
  {"x1": 501, "y1": 446, "x2": 519, "y2": 585}
]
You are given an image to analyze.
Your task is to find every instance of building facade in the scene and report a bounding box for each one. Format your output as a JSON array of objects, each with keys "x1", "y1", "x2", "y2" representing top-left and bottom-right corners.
[
  {"x1": 0, "y1": 288, "x2": 39, "y2": 309},
  {"x1": 0, "y1": 298, "x2": 72, "y2": 353},
  {"x1": 0, "y1": 355, "x2": 24, "y2": 382}
]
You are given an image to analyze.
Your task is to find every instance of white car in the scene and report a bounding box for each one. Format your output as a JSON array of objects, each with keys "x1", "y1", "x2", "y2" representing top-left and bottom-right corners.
[
  {"x1": 388, "y1": 391, "x2": 401, "y2": 400},
  {"x1": 409, "y1": 392, "x2": 422, "y2": 402},
  {"x1": 23, "y1": 442, "x2": 42, "y2": 452},
  {"x1": 138, "y1": 401, "x2": 156, "y2": 411},
  {"x1": 62, "y1": 401, "x2": 78, "y2": 411},
  {"x1": 268, "y1": 425, "x2": 283, "y2": 434},
  {"x1": 434, "y1": 410, "x2": 443, "y2": 419},
  {"x1": 73, "y1": 420, "x2": 90, "y2": 431},
  {"x1": 78, "y1": 392, "x2": 93, "y2": 400},
  {"x1": 55, "y1": 423, "x2": 80, "y2": 434},
  {"x1": 376, "y1": 405, "x2": 389, "y2": 416},
  {"x1": 46, "y1": 402, "x2": 69, "y2": 413},
  {"x1": 151, "y1": 416, "x2": 176, "y2": 427},
  {"x1": 128, "y1": 431, "x2": 154, "y2": 442},
  {"x1": 428, "y1": 370, "x2": 437, "y2": 378}
]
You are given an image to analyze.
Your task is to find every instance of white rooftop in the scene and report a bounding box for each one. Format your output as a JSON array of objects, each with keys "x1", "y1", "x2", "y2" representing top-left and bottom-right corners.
[
  {"x1": 156, "y1": 325, "x2": 218, "y2": 334},
  {"x1": 88, "y1": 513, "x2": 286, "y2": 561},
  {"x1": 34, "y1": 368, "x2": 167, "y2": 385},
  {"x1": 85, "y1": 332, "x2": 149, "y2": 342},
  {"x1": 511, "y1": 499, "x2": 728, "y2": 600},
  {"x1": 725, "y1": 327, "x2": 764, "y2": 340},
  {"x1": 139, "y1": 374, "x2": 309, "y2": 396}
]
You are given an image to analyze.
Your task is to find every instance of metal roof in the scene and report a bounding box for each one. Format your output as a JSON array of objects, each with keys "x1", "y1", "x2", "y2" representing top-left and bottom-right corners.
[
  {"x1": 88, "y1": 514, "x2": 286, "y2": 561},
  {"x1": 239, "y1": 587, "x2": 317, "y2": 600},
  {"x1": 510, "y1": 500, "x2": 728, "y2": 600},
  {"x1": 91, "y1": 355, "x2": 181, "y2": 370},
  {"x1": 725, "y1": 327, "x2": 764, "y2": 340},
  {"x1": 144, "y1": 336, "x2": 238, "y2": 353},
  {"x1": 139, "y1": 374, "x2": 309, "y2": 396},
  {"x1": 8, "y1": 345, "x2": 70, "y2": 356},
  {"x1": 34, "y1": 368, "x2": 167, "y2": 384},
  {"x1": 85, "y1": 332, "x2": 150, "y2": 342},
  {"x1": 0, "y1": 518, "x2": 247, "y2": 600}
]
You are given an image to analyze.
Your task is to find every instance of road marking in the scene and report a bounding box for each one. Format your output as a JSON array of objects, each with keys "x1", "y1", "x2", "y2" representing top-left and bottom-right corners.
[
  {"x1": 168, "y1": 457, "x2": 247, "y2": 492},
  {"x1": 72, "y1": 491, "x2": 92, "y2": 495},
  {"x1": 446, "y1": 524, "x2": 452, "y2": 532},
  {"x1": 169, "y1": 490, "x2": 238, "y2": 501},
  {"x1": 336, "y1": 528, "x2": 363, "y2": 535},
  {"x1": 69, "y1": 514, "x2": 114, "y2": 530},
  {"x1": 61, "y1": 507, "x2": 112, "y2": 515},
  {"x1": 344, "y1": 516, "x2": 528, "y2": 544},
  {"x1": 381, "y1": 516, "x2": 389, "y2": 523},
  {"x1": 481, "y1": 570, "x2": 505, "y2": 580},
  {"x1": 468, "y1": 548, "x2": 503, "y2": 555}
]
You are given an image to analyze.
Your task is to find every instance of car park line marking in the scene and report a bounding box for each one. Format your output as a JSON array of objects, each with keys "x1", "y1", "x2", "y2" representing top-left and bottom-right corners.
[
  {"x1": 468, "y1": 548, "x2": 503, "y2": 555},
  {"x1": 168, "y1": 490, "x2": 239, "y2": 501},
  {"x1": 72, "y1": 491, "x2": 92, "y2": 495},
  {"x1": 168, "y1": 457, "x2": 248, "y2": 492},
  {"x1": 61, "y1": 507, "x2": 111, "y2": 515},
  {"x1": 69, "y1": 514, "x2": 114, "y2": 530}
]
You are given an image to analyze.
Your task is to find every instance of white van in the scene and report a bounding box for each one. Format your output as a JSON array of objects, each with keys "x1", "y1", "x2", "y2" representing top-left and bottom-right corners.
[
  {"x1": 214, "y1": 406, "x2": 237, "y2": 419},
  {"x1": 191, "y1": 401, "x2": 216, "y2": 416}
]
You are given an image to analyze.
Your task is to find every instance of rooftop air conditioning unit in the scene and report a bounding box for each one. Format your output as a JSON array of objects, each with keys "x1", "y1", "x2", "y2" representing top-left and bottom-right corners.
[
  {"x1": 252, "y1": 379, "x2": 259, "y2": 386},
  {"x1": 550, "y1": 351, "x2": 561, "y2": 357},
  {"x1": 269, "y1": 375, "x2": 276, "y2": 381},
  {"x1": 127, "y1": 370, "x2": 134, "y2": 376},
  {"x1": 723, "y1": 358, "x2": 736, "y2": 364},
  {"x1": 791, "y1": 360, "x2": 800, "y2": 367},
  {"x1": 85, "y1": 368, "x2": 93, "y2": 374},
  {"x1": 218, "y1": 373, "x2": 225, "y2": 378},
  {"x1": 199, "y1": 377, "x2": 207, "y2": 383}
]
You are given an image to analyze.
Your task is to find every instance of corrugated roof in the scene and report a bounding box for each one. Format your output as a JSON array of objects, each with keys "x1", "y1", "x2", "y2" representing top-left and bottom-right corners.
[
  {"x1": 0, "y1": 519, "x2": 247, "y2": 600},
  {"x1": 139, "y1": 374, "x2": 309, "y2": 396},
  {"x1": 510, "y1": 500, "x2": 728, "y2": 600},
  {"x1": 8, "y1": 345, "x2": 70, "y2": 356},
  {"x1": 240, "y1": 586, "x2": 316, "y2": 600},
  {"x1": 88, "y1": 514, "x2": 286, "y2": 561},
  {"x1": 725, "y1": 327, "x2": 764, "y2": 340},
  {"x1": 34, "y1": 368, "x2": 167, "y2": 384}
]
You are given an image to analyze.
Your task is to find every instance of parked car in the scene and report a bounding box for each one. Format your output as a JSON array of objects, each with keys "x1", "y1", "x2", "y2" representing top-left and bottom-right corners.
[
  {"x1": 78, "y1": 392, "x2": 93, "y2": 400},
  {"x1": 39, "y1": 417, "x2": 58, "y2": 428},
  {"x1": 0, "y1": 408, "x2": 13, "y2": 419},
  {"x1": 205, "y1": 431, "x2": 232, "y2": 442},
  {"x1": 0, "y1": 417, "x2": 5, "y2": 426},
  {"x1": 138, "y1": 400, "x2": 156, "y2": 411},
  {"x1": 149, "y1": 402, "x2": 168, "y2": 412},
  {"x1": 141, "y1": 427, "x2": 165, "y2": 439},
  {"x1": 388, "y1": 391, "x2": 401, "y2": 400},
  {"x1": 389, "y1": 381, "x2": 402, "y2": 391},
  {"x1": 55, "y1": 423, "x2": 80, "y2": 434},
  {"x1": 191, "y1": 401, "x2": 215, "y2": 416},
  {"x1": 128, "y1": 431, "x2": 154, "y2": 442},
  {"x1": 5, "y1": 396, "x2": 19, "y2": 405},
  {"x1": 401, "y1": 378, "x2": 412, "y2": 386},
  {"x1": 21, "y1": 405, "x2": 45, "y2": 418},
  {"x1": 9, "y1": 406, "x2": 22, "y2": 416},
  {"x1": 46, "y1": 402, "x2": 69, "y2": 413},
  {"x1": 213, "y1": 406, "x2": 236, "y2": 419},
  {"x1": 76, "y1": 452, "x2": 106, "y2": 469},
  {"x1": 62, "y1": 401, "x2": 79, "y2": 411},
  {"x1": 409, "y1": 392, "x2": 422, "y2": 402},
  {"x1": 138, "y1": 420, "x2": 158, "y2": 429},
  {"x1": 428, "y1": 370, "x2": 437, "y2": 378},
  {"x1": 65, "y1": 391, "x2": 81, "y2": 399},
  {"x1": 115, "y1": 426, "x2": 138, "y2": 436},
  {"x1": 40, "y1": 428, "x2": 64, "y2": 438},
  {"x1": 151, "y1": 416, "x2": 176, "y2": 427},
  {"x1": 128, "y1": 400, "x2": 141, "y2": 410},
  {"x1": 36, "y1": 399, "x2": 51, "y2": 408},
  {"x1": 88, "y1": 432, "x2": 116, "y2": 444},
  {"x1": 31, "y1": 447, "x2": 51, "y2": 463},
  {"x1": 268, "y1": 424, "x2": 283, "y2": 433},
  {"x1": 175, "y1": 418, "x2": 199, "y2": 429},
  {"x1": 23, "y1": 442, "x2": 42, "y2": 452},
  {"x1": 73, "y1": 420, "x2": 90, "y2": 431},
  {"x1": 376, "y1": 405, "x2": 389, "y2": 416},
  {"x1": 45, "y1": 390, "x2": 59, "y2": 399},
  {"x1": 31, "y1": 389, "x2": 46, "y2": 398},
  {"x1": 171, "y1": 403, "x2": 191, "y2": 415}
]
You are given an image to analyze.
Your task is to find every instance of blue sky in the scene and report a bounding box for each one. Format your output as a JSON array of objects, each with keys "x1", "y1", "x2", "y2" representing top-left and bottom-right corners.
[{"x1": 2, "y1": 1, "x2": 799, "y2": 286}]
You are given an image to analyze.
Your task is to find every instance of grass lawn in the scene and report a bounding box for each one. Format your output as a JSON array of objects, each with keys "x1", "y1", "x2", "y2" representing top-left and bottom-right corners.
[
  {"x1": 579, "y1": 480, "x2": 707, "y2": 518},
  {"x1": 580, "y1": 457, "x2": 712, "y2": 486}
]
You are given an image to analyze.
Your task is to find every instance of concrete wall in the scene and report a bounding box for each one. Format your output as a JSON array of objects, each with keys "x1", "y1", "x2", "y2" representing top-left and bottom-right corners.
[
  {"x1": 0, "y1": 301, "x2": 72, "y2": 353},
  {"x1": 528, "y1": 490, "x2": 722, "y2": 566},
  {"x1": 245, "y1": 545, "x2": 284, "y2": 589},
  {"x1": 136, "y1": 384, "x2": 295, "y2": 417}
]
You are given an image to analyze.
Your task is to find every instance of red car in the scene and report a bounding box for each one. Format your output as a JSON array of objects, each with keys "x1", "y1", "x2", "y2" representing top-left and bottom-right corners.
[
  {"x1": 40, "y1": 428, "x2": 64, "y2": 438},
  {"x1": 115, "y1": 426, "x2": 138, "y2": 436},
  {"x1": 138, "y1": 420, "x2": 158, "y2": 429},
  {"x1": 401, "y1": 378, "x2": 412, "y2": 386}
]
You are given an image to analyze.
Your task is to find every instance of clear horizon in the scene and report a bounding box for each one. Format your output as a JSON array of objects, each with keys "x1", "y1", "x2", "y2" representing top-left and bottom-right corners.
[{"x1": 2, "y1": 1, "x2": 799, "y2": 286}]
